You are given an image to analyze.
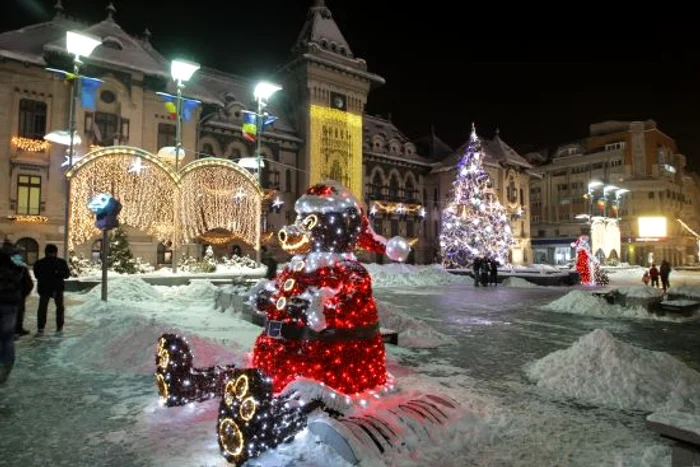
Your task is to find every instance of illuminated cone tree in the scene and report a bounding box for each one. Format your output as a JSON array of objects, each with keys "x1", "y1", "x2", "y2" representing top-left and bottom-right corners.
[{"x1": 439, "y1": 125, "x2": 513, "y2": 268}]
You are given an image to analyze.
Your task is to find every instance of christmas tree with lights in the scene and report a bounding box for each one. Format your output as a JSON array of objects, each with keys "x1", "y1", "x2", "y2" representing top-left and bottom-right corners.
[{"x1": 439, "y1": 124, "x2": 513, "y2": 268}]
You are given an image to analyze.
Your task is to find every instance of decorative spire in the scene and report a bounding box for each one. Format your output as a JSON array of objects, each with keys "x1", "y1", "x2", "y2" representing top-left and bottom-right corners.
[
  {"x1": 106, "y1": 2, "x2": 116, "y2": 20},
  {"x1": 313, "y1": 0, "x2": 325, "y2": 7},
  {"x1": 430, "y1": 123, "x2": 436, "y2": 136},
  {"x1": 143, "y1": 27, "x2": 152, "y2": 42},
  {"x1": 495, "y1": 127, "x2": 500, "y2": 136},
  {"x1": 53, "y1": 0, "x2": 64, "y2": 17}
]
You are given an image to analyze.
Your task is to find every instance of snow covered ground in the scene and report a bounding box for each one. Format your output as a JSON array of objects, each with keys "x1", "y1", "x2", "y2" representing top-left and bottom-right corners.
[{"x1": 1, "y1": 263, "x2": 699, "y2": 466}]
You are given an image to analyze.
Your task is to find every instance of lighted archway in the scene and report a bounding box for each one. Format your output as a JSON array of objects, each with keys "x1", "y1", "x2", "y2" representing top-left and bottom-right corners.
[
  {"x1": 179, "y1": 158, "x2": 262, "y2": 247},
  {"x1": 66, "y1": 146, "x2": 262, "y2": 249}
]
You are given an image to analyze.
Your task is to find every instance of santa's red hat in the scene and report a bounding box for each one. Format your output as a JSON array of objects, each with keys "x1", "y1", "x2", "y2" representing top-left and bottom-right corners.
[{"x1": 296, "y1": 181, "x2": 411, "y2": 262}]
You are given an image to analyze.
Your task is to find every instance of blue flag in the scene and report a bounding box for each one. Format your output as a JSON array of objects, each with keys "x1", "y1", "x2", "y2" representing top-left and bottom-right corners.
[
  {"x1": 181, "y1": 98, "x2": 200, "y2": 123},
  {"x1": 80, "y1": 77, "x2": 102, "y2": 111}
]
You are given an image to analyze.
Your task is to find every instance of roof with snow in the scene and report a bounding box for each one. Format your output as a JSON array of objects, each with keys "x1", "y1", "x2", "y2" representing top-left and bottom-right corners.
[
  {"x1": 363, "y1": 115, "x2": 433, "y2": 166},
  {"x1": 432, "y1": 129, "x2": 533, "y2": 173},
  {"x1": 294, "y1": 0, "x2": 353, "y2": 58},
  {"x1": 414, "y1": 128, "x2": 454, "y2": 162}
]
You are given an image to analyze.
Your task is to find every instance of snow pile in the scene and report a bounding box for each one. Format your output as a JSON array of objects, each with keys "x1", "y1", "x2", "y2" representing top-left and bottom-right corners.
[
  {"x1": 156, "y1": 280, "x2": 219, "y2": 302},
  {"x1": 614, "y1": 286, "x2": 665, "y2": 299},
  {"x1": 542, "y1": 290, "x2": 682, "y2": 321},
  {"x1": 502, "y1": 277, "x2": 539, "y2": 288},
  {"x1": 377, "y1": 301, "x2": 457, "y2": 348},
  {"x1": 85, "y1": 277, "x2": 163, "y2": 302},
  {"x1": 58, "y1": 313, "x2": 242, "y2": 375},
  {"x1": 366, "y1": 263, "x2": 470, "y2": 287},
  {"x1": 510, "y1": 263, "x2": 562, "y2": 274},
  {"x1": 667, "y1": 285, "x2": 700, "y2": 298},
  {"x1": 525, "y1": 329, "x2": 700, "y2": 413}
]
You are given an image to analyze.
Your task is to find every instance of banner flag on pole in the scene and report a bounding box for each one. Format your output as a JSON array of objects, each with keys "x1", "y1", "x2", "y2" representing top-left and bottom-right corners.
[{"x1": 80, "y1": 77, "x2": 102, "y2": 111}]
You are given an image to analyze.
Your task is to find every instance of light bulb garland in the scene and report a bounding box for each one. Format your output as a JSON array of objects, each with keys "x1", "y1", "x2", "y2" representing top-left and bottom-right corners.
[
  {"x1": 155, "y1": 334, "x2": 238, "y2": 407},
  {"x1": 11, "y1": 135, "x2": 50, "y2": 152},
  {"x1": 439, "y1": 125, "x2": 514, "y2": 268},
  {"x1": 154, "y1": 181, "x2": 410, "y2": 466}
]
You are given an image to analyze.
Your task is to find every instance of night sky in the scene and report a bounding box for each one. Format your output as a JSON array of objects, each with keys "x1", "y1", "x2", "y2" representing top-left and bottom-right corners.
[{"x1": 3, "y1": 1, "x2": 700, "y2": 168}]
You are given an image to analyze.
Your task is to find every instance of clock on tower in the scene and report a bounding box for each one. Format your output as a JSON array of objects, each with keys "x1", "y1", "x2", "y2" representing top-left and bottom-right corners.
[{"x1": 330, "y1": 92, "x2": 347, "y2": 111}]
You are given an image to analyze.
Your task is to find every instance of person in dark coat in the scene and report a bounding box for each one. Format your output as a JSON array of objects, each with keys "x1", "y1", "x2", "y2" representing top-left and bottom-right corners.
[
  {"x1": 2, "y1": 243, "x2": 34, "y2": 337},
  {"x1": 260, "y1": 246, "x2": 278, "y2": 280},
  {"x1": 0, "y1": 247, "x2": 30, "y2": 384},
  {"x1": 660, "y1": 260, "x2": 671, "y2": 292},
  {"x1": 489, "y1": 257, "x2": 499, "y2": 286},
  {"x1": 472, "y1": 257, "x2": 481, "y2": 287},
  {"x1": 32, "y1": 244, "x2": 70, "y2": 334}
]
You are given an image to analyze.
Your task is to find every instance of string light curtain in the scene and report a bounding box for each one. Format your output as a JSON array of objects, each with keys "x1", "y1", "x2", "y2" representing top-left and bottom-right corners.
[
  {"x1": 68, "y1": 148, "x2": 177, "y2": 248},
  {"x1": 178, "y1": 159, "x2": 262, "y2": 246},
  {"x1": 67, "y1": 147, "x2": 262, "y2": 249}
]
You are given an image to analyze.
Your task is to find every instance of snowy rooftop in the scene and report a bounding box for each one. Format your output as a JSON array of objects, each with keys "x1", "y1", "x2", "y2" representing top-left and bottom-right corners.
[
  {"x1": 363, "y1": 115, "x2": 433, "y2": 166},
  {"x1": 432, "y1": 129, "x2": 533, "y2": 173}
]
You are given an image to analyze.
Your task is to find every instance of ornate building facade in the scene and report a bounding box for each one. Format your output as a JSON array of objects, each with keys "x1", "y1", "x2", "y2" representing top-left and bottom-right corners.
[
  {"x1": 528, "y1": 120, "x2": 700, "y2": 266},
  {"x1": 0, "y1": 1, "x2": 531, "y2": 266}
]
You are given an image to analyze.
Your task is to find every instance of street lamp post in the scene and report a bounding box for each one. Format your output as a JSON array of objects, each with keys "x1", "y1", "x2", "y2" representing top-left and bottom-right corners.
[
  {"x1": 168, "y1": 59, "x2": 200, "y2": 272},
  {"x1": 169, "y1": 59, "x2": 200, "y2": 171},
  {"x1": 59, "y1": 31, "x2": 101, "y2": 260},
  {"x1": 252, "y1": 82, "x2": 282, "y2": 265}
]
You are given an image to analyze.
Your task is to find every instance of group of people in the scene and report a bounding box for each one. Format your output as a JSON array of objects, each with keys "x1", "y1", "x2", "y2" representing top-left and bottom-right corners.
[
  {"x1": 642, "y1": 260, "x2": 672, "y2": 292},
  {"x1": 472, "y1": 256, "x2": 499, "y2": 287},
  {"x1": 0, "y1": 241, "x2": 70, "y2": 386}
]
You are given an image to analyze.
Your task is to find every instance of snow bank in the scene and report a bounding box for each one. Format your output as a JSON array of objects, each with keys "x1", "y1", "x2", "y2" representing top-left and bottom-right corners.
[
  {"x1": 668, "y1": 285, "x2": 700, "y2": 298},
  {"x1": 155, "y1": 280, "x2": 219, "y2": 302},
  {"x1": 502, "y1": 277, "x2": 539, "y2": 288},
  {"x1": 614, "y1": 286, "x2": 665, "y2": 299},
  {"x1": 377, "y1": 301, "x2": 457, "y2": 348},
  {"x1": 525, "y1": 329, "x2": 700, "y2": 413},
  {"x1": 57, "y1": 311, "x2": 242, "y2": 375},
  {"x1": 85, "y1": 277, "x2": 163, "y2": 302},
  {"x1": 366, "y1": 263, "x2": 470, "y2": 287},
  {"x1": 542, "y1": 290, "x2": 684, "y2": 321}
]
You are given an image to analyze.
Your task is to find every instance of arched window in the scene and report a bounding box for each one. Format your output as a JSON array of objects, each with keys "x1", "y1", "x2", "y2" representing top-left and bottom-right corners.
[
  {"x1": 15, "y1": 237, "x2": 39, "y2": 265},
  {"x1": 91, "y1": 239, "x2": 102, "y2": 262},
  {"x1": 388, "y1": 174, "x2": 400, "y2": 200},
  {"x1": 202, "y1": 143, "x2": 214, "y2": 158},
  {"x1": 371, "y1": 171, "x2": 383, "y2": 199},
  {"x1": 405, "y1": 177, "x2": 415, "y2": 202},
  {"x1": 157, "y1": 242, "x2": 172, "y2": 265},
  {"x1": 229, "y1": 148, "x2": 242, "y2": 161}
]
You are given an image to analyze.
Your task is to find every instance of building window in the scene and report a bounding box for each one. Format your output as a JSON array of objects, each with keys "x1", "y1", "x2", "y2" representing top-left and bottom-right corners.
[
  {"x1": 91, "y1": 239, "x2": 102, "y2": 262},
  {"x1": 18, "y1": 99, "x2": 47, "y2": 139},
  {"x1": 100, "y1": 90, "x2": 116, "y2": 104},
  {"x1": 391, "y1": 219, "x2": 399, "y2": 237},
  {"x1": 16, "y1": 175, "x2": 41, "y2": 215},
  {"x1": 201, "y1": 143, "x2": 214, "y2": 157},
  {"x1": 15, "y1": 237, "x2": 39, "y2": 265},
  {"x1": 388, "y1": 175, "x2": 400, "y2": 200},
  {"x1": 285, "y1": 169, "x2": 292, "y2": 193},
  {"x1": 406, "y1": 221, "x2": 414, "y2": 238},
  {"x1": 157, "y1": 242, "x2": 172, "y2": 265},
  {"x1": 157, "y1": 123, "x2": 176, "y2": 149},
  {"x1": 94, "y1": 112, "x2": 120, "y2": 145},
  {"x1": 373, "y1": 218, "x2": 382, "y2": 236}
]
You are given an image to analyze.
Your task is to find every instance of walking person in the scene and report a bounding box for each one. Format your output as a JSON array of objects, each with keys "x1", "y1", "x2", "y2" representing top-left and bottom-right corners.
[
  {"x1": 0, "y1": 246, "x2": 31, "y2": 385},
  {"x1": 649, "y1": 264, "x2": 659, "y2": 288},
  {"x1": 660, "y1": 259, "x2": 671, "y2": 292},
  {"x1": 260, "y1": 246, "x2": 278, "y2": 280},
  {"x1": 32, "y1": 244, "x2": 70, "y2": 335}
]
